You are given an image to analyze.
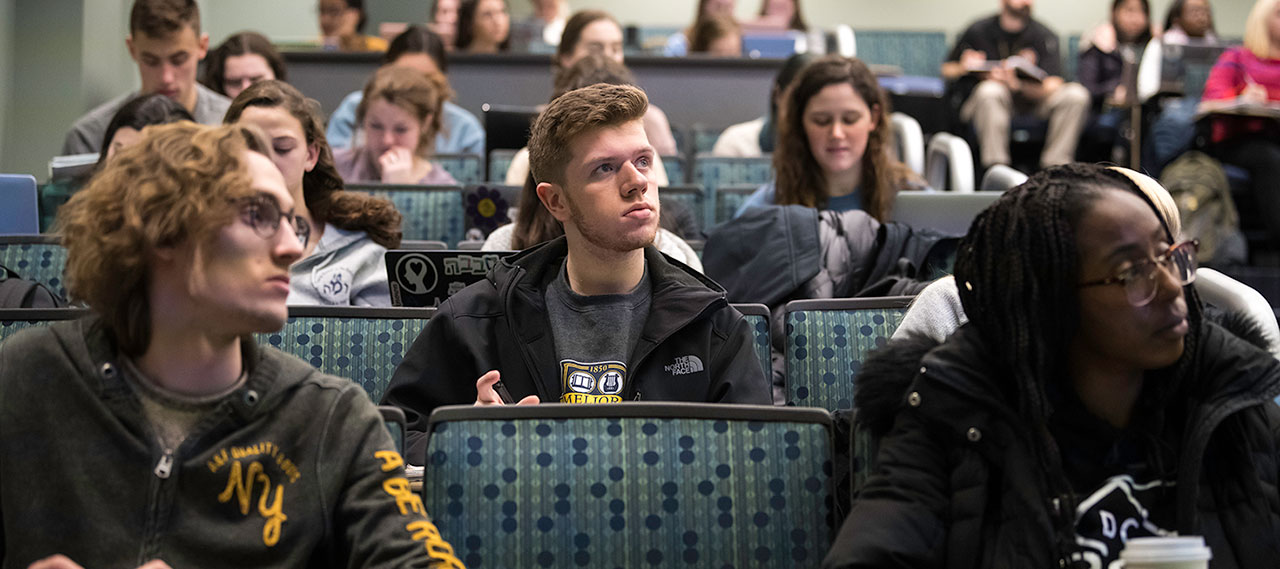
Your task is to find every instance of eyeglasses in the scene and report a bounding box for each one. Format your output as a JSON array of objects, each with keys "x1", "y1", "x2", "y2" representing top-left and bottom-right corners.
[
  {"x1": 1078, "y1": 240, "x2": 1198, "y2": 307},
  {"x1": 237, "y1": 193, "x2": 311, "y2": 248}
]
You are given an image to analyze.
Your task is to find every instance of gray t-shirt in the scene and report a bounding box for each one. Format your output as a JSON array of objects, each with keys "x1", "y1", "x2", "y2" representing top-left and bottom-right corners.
[
  {"x1": 61, "y1": 83, "x2": 232, "y2": 155},
  {"x1": 544, "y1": 260, "x2": 652, "y2": 403}
]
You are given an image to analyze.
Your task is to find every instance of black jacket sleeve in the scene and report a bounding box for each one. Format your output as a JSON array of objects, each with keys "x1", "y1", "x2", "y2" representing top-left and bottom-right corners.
[
  {"x1": 823, "y1": 405, "x2": 949, "y2": 569},
  {"x1": 707, "y1": 308, "x2": 773, "y2": 405},
  {"x1": 381, "y1": 300, "x2": 483, "y2": 465}
]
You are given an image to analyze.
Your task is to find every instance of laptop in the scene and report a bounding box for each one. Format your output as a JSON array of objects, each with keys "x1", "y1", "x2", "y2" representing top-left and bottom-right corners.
[
  {"x1": 385, "y1": 249, "x2": 517, "y2": 307},
  {"x1": 0, "y1": 174, "x2": 39, "y2": 235},
  {"x1": 1158, "y1": 43, "x2": 1231, "y2": 97},
  {"x1": 890, "y1": 192, "x2": 1003, "y2": 236}
]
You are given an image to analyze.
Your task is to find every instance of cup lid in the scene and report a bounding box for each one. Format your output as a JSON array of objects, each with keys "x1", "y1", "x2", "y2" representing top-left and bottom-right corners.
[{"x1": 1119, "y1": 537, "x2": 1213, "y2": 563}]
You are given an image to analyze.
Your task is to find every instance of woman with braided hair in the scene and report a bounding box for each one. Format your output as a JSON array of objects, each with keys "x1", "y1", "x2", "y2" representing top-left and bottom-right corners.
[{"x1": 824, "y1": 163, "x2": 1280, "y2": 569}]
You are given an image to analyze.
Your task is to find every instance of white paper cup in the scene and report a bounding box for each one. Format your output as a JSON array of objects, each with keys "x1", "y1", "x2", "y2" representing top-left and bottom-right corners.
[{"x1": 1119, "y1": 536, "x2": 1212, "y2": 569}]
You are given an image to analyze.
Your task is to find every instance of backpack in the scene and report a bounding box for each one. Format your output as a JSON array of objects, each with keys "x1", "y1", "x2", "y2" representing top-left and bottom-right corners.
[
  {"x1": 1159, "y1": 151, "x2": 1247, "y2": 265},
  {"x1": 0, "y1": 264, "x2": 65, "y2": 308}
]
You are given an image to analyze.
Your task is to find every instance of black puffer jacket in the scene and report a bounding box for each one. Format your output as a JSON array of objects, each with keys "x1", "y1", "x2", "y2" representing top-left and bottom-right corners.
[{"x1": 823, "y1": 318, "x2": 1280, "y2": 569}]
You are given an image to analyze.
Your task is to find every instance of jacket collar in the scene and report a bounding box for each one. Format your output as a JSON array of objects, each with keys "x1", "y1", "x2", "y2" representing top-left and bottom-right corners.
[{"x1": 485, "y1": 236, "x2": 729, "y2": 399}]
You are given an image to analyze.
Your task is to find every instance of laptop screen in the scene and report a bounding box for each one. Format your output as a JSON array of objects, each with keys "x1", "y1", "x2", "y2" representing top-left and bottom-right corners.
[{"x1": 386, "y1": 249, "x2": 517, "y2": 307}]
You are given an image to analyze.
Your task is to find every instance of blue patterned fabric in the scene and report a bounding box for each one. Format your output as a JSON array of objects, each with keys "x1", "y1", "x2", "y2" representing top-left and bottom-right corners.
[
  {"x1": 0, "y1": 241, "x2": 68, "y2": 299},
  {"x1": 423, "y1": 414, "x2": 834, "y2": 568},
  {"x1": 661, "y1": 154, "x2": 686, "y2": 185},
  {"x1": 741, "y1": 313, "x2": 772, "y2": 380},
  {"x1": 1064, "y1": 35, "x2": 1081, "y2": 81},
  {"x1": 784, "y1": 306, "x2": 906, "y2": 411},
  {"x1": 487, "y1": 149, "x2": 518, "y2": 182},
  {"x1": 691, "y1": 125, "x2": 724, "y2": 155},
  {"x1": 361, "y1": 186, "x2": 465, "y2": 245},
  {"x1": 713, "y1": 184, "x2": 762, "y2": 225},
  {"x1": 694, "y1": 157, "x2": 773, "y2": 228},
  {"x1": 659, "y1": 186, "x2": 707, "y2": 231},
  {"x1": 254, "y1": 313, "x2": 430, "y2": 402},
  {"x1": 853, "y1": 30, "x2": 949, "y2": 78},
  {"x1": 435, "y1": 153, "x2": 483, "y2": 184},
  {"x1": 0, "y1": 315, "x2": 62, "y2": 345}
]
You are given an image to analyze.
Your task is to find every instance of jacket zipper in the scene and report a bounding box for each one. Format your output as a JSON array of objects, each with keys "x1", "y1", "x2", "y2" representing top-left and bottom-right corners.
[
  {"x1": 154, "y1": 448, "x2": 174, "y2": 479},
  {"x1": 140, "y1": 445, "x2": 175, "y2": 565}
]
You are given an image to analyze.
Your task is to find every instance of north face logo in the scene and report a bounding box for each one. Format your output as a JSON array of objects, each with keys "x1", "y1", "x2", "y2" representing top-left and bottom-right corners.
[{"x1": 664, "y1": 355, "x2": 704, "y2": 376}]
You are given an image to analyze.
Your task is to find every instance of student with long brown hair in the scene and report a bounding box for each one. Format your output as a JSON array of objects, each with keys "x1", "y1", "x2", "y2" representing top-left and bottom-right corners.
[
  {"x1": 226, "y1": 80, "x2": 402, "y2": 306},
  {"x1": 735, "y1": 55, "x2": 923, "y2": 221}
]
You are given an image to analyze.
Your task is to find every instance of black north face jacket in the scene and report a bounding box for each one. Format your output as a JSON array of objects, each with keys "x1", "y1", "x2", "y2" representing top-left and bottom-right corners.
[{"x1": 383, "y1": 237, "x2": 772, "y2": 463}]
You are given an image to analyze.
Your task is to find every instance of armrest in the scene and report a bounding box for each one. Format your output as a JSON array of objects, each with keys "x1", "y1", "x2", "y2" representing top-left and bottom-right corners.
[
  {"x1": 891, "y1": 112, "x2": 925, "y2": 176},
  {"x1": 925, "y1": 133, "x2": 975, "y2": 193},
  {"x1": 978, "y1": 164, "x2": 1028, "y2": 192}
]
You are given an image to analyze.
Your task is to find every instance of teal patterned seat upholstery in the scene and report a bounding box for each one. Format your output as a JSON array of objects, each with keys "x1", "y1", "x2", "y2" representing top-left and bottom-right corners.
[
  {"x1": 694, "y1": 155, "x2": 774, "y2": 228},
  {"x1": 852, "y1": 30, "x2": 949, "y2": 78},
  {"x1": 422, "y1": 404, "x2": 835, "y2": 568},
  {"x1": 661, "y1": 154, "x2": 686, "y2": 185},
  {"x1": 732, "y1": 303, "x2": 772, "y2": 381},
  {"x1": 1064, "y1": 35, "x2": 1081, "y2": 81},
  {"x1": 713, "y1": 183, "x2": 764, "y2": 225},
  {"x1": 0, "y1": 308, "x2": 87, "y2": 345},
  {"x1": 254, "y1": 306, "x2": 435, "y2": 402},
  {"x1": 659, "y1": 185, "x2": 708, "y2": 231},
  {"x1": 0, "y1": 236, "x2": 68, "y2": 299},
  {"x1": 434, "y1": 153, "x2": 483, "y2": 184},
  {"x1": 348, "y1": 183, "x2": 465, "y2": 245},
  {"x1": 690, "y1": 124, "x2": 725, "y2": 154},
  {"x1": 487, "y1": 149, "x2": 518, "y2": 182},
  {"x1": 783, "y1": 297, "x2": 912, "y2": 411}
]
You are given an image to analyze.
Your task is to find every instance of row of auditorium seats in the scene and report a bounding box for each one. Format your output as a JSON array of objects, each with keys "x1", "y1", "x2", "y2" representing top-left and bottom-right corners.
[
  {"x1": 0, "y1": 301, "x2": 906, "y2": 568},
  {"x1": 0, "y1": 299, "x2": 904, "y2": 414}
]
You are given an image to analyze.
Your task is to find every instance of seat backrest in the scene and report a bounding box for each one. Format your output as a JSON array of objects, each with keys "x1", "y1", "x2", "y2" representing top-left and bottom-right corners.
[
  {"x1": 784, "y1": 297, "x2": 912, "y2": 411},
  {"x1": 731, "y1": 303, "x2": 772, "y2": 381},
  {"x1": 0, "y1": 175, "x2": 39, "y2": 235},
  {"x1": 0, "y1": 307, "x2": 89, "y2": 346},
  {"x1": 694, "y1": 155, "x2": 774, "y2": 227},
  {"x1": 421, "y1": 403, "x2": 835, "y2": 568},
  {"x1": 0, "y1": 236, "x2": 68, "y2": 299},
  {"x1": 661, "y1": 154, "x2": 686, "y2": 185},
  {"x1": 690, "y1": 124, "x2": 725, "y2": 155},
  {"x1": 487, "y1": 148, "x2": 519, "y2": 183},
  {"x1": 659, "y1": 185, "x2": 708, "y2": 231},
  {"x1": 851, "y1": 30, "x2": 949, "y2": 78},
  {"x1": 712, "y1": 183, "x2": 762, "y2": 226},
  {"x1": 348, "y1": 183, "x2": 465, "y2": 245},
  {"x1": 254, "y1": 306, "x2": 435, "y2": 402},
  {"x1": 434, "y1": 153, "x2": 483, "y2": 184}
]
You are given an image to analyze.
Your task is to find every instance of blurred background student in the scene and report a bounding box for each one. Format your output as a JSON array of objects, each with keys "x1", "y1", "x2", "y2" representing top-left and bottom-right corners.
[
  {"x1": 736, "y1": 56, "x2": 924, "y2": 220},
  {"x1": 689, "y1": 15, "x2": 743, "y2": 57},
  {"x1": 712, "y1": 53, "x2": 817, "y2": 157},
  {"x1": 665, "y1": 0, "x2": 737, "y2": 57},
  {"x1": 1199, "y1": 0, "x2": 1280, "y2": 247},
  {"x1": 1163, "y1": 0, "x2": 1218, "y2": 45},
  {"x1": 326, "y1": 26, "x2": 484, "y2": 156},
  {"x1": 510, "y1": 0, "x2": 568, "y2": 53},
  {"x1": 317, "y1": 0, "x2": 387, "y2": 51},
  {"x1": 554, "y1": 10, "x2": 678, "y2": 155},
  {"x1": 201, "y1": 31, "x2": 287, "y2": 100},
  {"x1": 227, "y1": 80, "x2": 402, "y2": 306},
  {"x1": 333, "y1": 66, "x2": 458, "y2": 186},
  {"x1": 1076, "y1": 0, "x2": 1152, "y2": 163},
  {"x1": 429, "y1": 0, "x2": 460, "y2": 50},
  {"x1": 456, "y1": 0, "x2": 511, "y2": 53}
]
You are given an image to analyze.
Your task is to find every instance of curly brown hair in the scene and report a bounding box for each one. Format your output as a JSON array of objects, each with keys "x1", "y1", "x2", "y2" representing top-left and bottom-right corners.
[
  {"x1": 225, "y1": 79, "x2": 402, "y2": 249},
  {"x1": 774, "y1": 55, "x2": 918, "y2": 221},
  {"x1": 57, "y1": 122, "x2": 266, "y2": 355}
]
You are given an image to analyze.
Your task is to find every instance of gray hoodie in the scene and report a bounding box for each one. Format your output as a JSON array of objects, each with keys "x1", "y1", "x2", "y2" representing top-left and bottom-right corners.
[{"x1": 289, "y1": 225, "x2": 391, "y2": 307}]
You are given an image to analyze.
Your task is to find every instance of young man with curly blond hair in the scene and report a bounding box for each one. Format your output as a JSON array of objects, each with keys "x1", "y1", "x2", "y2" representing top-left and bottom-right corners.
[
  {"x1": 0, "y1": 123, "x2": 463, "y2": 569},
  {"x1": 383, "y1": 83, "x2": 771, "y2": 463}
]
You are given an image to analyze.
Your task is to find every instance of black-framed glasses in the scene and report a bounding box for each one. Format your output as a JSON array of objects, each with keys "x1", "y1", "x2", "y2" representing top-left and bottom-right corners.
[
  {"x1": 236, "y1": 193, "x2": 311, "y2": 248},
  {"x1": 1078, "y1": 240, "x2": 1198, "y2": 307}
]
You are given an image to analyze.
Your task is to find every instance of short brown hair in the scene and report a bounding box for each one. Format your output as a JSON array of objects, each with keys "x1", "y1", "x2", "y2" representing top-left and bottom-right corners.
[
  {"x1": 58, "y1": 122, "x2": 267, "y2": 355},
  {"x1": 201, "y1": 31, "x2": 287, "y2": 96},
  {"x1": 528, "y1": 83, "x2": 648, "y2": 186},
  {"x1": 130, "y1": 0, "x2": 200, "y2": 38},
  {"x1": 356, "y1": 65, "x2": 451, "y2": 156}
]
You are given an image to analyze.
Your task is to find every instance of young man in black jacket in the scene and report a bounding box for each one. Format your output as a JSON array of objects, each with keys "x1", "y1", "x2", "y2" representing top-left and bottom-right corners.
[
  {"x1": 383, "y1": 83, "x2": 771, "y2": 462},
  {"x1": 0, "y1": 123, "x2": 461, "y2": 569}
]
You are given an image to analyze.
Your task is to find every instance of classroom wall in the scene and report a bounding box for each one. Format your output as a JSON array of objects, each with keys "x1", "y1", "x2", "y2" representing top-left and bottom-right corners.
[{"x1": 0, "y1": 0, "x2": 13, "y2": 166}]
